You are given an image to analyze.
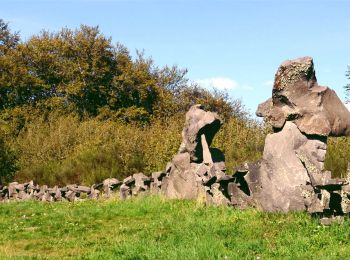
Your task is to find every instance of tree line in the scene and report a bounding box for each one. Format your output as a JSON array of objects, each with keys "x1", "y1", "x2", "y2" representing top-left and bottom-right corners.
[{"x1": 0, "y1": 19, "x2": 244, "y2": 123}]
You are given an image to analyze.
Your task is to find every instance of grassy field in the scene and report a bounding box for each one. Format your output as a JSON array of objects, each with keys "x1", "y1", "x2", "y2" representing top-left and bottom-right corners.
[{"x1": 0, "y1": 196, "x2": 350, "y2": 259}]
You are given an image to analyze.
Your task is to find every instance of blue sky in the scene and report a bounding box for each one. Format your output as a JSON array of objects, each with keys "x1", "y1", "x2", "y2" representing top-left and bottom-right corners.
[{"x1": 1, "y1": 0, "x2": 350, "y2": 115}]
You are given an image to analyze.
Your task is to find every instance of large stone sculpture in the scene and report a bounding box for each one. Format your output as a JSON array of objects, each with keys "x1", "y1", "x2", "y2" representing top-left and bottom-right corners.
[{"x1": 232, "y1": 56, "x2": 350, "y2": 214}]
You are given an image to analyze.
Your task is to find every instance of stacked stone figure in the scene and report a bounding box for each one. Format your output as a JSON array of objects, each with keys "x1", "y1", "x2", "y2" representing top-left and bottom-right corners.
[{"x1": 161, "y1": 104, "x2": 233, "y2": 205}]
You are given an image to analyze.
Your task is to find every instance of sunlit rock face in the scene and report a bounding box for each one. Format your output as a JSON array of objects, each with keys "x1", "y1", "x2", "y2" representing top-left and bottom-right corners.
[
  {"x1": 257, "y1": 122, "x2": 326, "y2": 212},
  {"x1": 234, "y1": 57, "x2": 350, "y2": 213},
  {"x1": 256, "y1": 56, "x2": 350, "y2": 137}
]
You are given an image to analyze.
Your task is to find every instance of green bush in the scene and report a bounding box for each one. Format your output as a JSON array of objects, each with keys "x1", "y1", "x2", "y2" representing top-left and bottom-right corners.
[
  {"x1": 12, "y1": 114, "x2": 182, "y2": 185},
  {"x1": 325, "y1": 136, "x2": 350, "y2": 178},
  {"x1": 10, "y1": 111, "x2": 267, "y2": 186},
  {"x1": 0, "y1": 133, "x2": 17, "y2": 185},
  {"x1": 213, "y1": 117, "x2": 268, "y2": 172},
  {"x1": 7, "y1": 111, "x2": 350, "y2": 185}
]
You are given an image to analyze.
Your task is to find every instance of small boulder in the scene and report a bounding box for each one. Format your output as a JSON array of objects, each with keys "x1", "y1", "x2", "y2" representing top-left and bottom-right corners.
[
  {"x1": 66, "y1": 190, "x2": 76, "y2": 202},
  {"x1": 88, "y1": 186, "x2": 100, "y2": 199},
  {"x1": 76, "y1": 185, "x2": 91, "y2": 193},
  {"x1": 122, "y1": 176, "x2": 135, "y2": 186},
  {"x1": 120, "y1": 184, "x2": 131, "y2": 200},
  {"x1": 132, "y1": 173, "x2": 150, "y2": 195}
]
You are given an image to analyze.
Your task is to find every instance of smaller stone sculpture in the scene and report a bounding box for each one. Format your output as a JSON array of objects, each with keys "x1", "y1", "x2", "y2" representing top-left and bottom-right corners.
[{"x1": 161, "y1": 104, "x2": 231, "y2": 205}]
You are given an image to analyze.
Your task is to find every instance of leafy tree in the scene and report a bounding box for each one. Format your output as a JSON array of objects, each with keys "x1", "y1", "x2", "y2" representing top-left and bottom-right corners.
[
  {"x1": 0, "y1": 19, "x2": 24, "y2": 109},
  {"x1": 109, "y1": 49, "x2": 159, "y2": 121},
  {"x1": 345, "y1": 66, "x2": 350, "y2": 103},
  {"x1": 0, "y1": 20, "x2": 242, "y2": 124},
  {"x1": 16, "y1": 26, "x2": 116, "y2": 115},
  {"x1": 172, "y1": 85, "x2": 246, "y2": 121},
  {"x1": 0, "y1": 19, "x2": 20, "y2": 55}
]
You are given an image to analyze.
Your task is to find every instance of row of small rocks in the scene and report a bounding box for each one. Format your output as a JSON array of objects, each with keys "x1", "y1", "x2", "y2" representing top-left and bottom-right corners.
[{"x1": 0, "y1": 172, "x2": 166, "y2": 203}]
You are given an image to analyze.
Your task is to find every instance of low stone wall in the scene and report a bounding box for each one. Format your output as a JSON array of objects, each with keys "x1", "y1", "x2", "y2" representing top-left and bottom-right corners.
[{"x1": 0, "y1": 172, "x2": 163, "y2": 203}]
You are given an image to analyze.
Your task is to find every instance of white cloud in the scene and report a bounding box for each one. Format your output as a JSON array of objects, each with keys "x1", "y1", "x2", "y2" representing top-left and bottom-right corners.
[
  {"x1": 263, "y1": 80, "x2": 274, "y2": 87},
  {"x1": 321, "y1": 68, "x2": 332, "y2": 73},
  {"x1": 196, "y1": 77, "x2": 238, "y2": 90},
  {"x1": 242, "y1": 85, "x2": 254, "y2": 91}
]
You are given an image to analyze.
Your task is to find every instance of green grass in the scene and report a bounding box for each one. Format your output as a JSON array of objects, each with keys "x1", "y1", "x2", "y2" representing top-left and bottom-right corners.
[{"x1": 0, "y1": 196, "x2": 350, "y2": 259}]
